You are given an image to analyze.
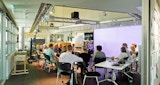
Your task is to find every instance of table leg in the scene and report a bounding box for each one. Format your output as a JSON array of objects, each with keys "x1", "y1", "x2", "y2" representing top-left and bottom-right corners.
[
  {"x1": 24, "y1": 61, "x2": 26, "y2": 72},
  {"x1": 99, "y1": 69, "x2": 118, "y2": 85},
  {"x1": 14, "y1": 61, "x2": 16, "y2": 74},
  {"x1": 104, "y1": 68, "x2": 108, "y2": 79}
]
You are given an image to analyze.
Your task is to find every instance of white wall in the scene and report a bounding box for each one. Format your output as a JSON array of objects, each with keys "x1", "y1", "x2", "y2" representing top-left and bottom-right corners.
[
  {"x1": 94, "y1": 25, "x2": 142, "y2": 57},
  {"x1": 74, "y1": 33, "x2": 84, "y2": 47}
]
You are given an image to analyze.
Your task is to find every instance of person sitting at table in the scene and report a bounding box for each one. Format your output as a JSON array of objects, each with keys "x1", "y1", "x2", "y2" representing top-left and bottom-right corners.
[
  {"x1": 55, "y1": 44, "x2": 62, "y2": 57},
  {"x1": 79, "y1": 49, "x2": 91, "y2": 67},
  {"x1": 44, "y1": 43, "x2": 58, "y2": 68},
  {"x1": 59, "y1": 45, "x2": 83, "y2": 85},
  {"x1": 122, "y1": 43, "x2": 130, "y2": 57},
  {"x1": 93, "y1": 45, "x2": 106, "y2": 63},
  {"x1": 43, "y1": 44, "x2": 48, "y2": 53},
  {"x1": 53, "y1": 43, "x2": 59, "y2": 53},
  {"x1": 130, "y1": 44, "x2": 138, "y2": 57},
  {"x1": 36, "y1": 44, "x2": 43, "y2": 59},
  {"x1": 130, "y1": 44, "x2": 138, "y2": 72},
  {"x1": 91, "y1": 45, "x2": 106, "y2": 71},
  {"x1": 87, "y1": 41, "x2": 94, "y2": 56},
  {"x1": 117, "y1": 47, "x2": 128, "y2": 60}
]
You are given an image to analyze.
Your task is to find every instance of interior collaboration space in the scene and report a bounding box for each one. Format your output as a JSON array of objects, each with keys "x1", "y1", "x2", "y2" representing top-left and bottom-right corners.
[{"x1": 0, "y1": 0, "x2": 159, "y2": 85}]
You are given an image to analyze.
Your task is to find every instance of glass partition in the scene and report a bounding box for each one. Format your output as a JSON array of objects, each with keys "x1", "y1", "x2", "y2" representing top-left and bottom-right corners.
[{"x1": 0, "y1": 12, "x2": 2, "y2": 81}]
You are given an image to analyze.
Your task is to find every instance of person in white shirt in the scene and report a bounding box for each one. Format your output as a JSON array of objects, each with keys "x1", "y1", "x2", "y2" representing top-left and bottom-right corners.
[
  {"x1": 59, "y1": 45, "x2": 83, "y2": 85},
  {"x1": 43, "y1": 44, "x2": 48, "y2": 53},
  {"x1": 59, "y1": 45, "x2": 83, "y2": 66},
  {"x1": 118, "y1": 47, "x2": 128, "y2": 60}
]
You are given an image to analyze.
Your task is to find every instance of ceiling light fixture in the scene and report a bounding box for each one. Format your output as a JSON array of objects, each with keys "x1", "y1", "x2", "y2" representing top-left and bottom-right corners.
[
  {"x1": 100, "y1": 20, "x2": 112, "y2": 24},
  {"x1": 59, "y1": 24, "x2": 84, "y2": 29}
]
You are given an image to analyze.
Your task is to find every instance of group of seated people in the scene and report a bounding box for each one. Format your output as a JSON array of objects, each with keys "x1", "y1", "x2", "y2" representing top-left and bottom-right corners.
[
  {"x1": 118, "y1": 43, "x2": 138, "y2": 60},
  {"x1": 36, "y1": 42, "x2": 138, "y2": 69},
  {"x1": 35, "y1": 42, "x2": 138, "y2": 84}
]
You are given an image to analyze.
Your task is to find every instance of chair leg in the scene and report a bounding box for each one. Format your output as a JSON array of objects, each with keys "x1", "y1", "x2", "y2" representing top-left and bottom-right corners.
[
  {"x1": 56, "y1": 72, "x2": 60, "y2": 85},
  {"x1": 48, "y1": 67, "x2": 50, "y2": 73},
  {"x1": 43, "y1": 62, "x2": 47, "y2": 70},
  {"x1": 95, "y1": 77, "x2": 99, "y2": 85},
  {"x1": 61, "y1": 74, "x2": 64, "y2": 84},
  {"x1": 75, "y1": 72, "x2": 78, "y2": 84},
  {"x1": 82, "y1": 75, "x2": 87, "y2": 85}
]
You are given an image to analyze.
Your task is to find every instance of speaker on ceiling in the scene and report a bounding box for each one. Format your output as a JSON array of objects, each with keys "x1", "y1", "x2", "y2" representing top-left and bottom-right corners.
[{"x1": 71, "y1": 12, "x2": 79, "y2": 19}]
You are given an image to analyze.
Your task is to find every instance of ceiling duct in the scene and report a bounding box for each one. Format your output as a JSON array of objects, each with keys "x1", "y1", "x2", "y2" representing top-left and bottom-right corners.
[
  {"x1": 38, "y1": 26, "x2": 59, "y2": 30},
  {"x1": 48, "y1": 15, "x2": 99, "y2": 25},
  {"x1": 30, "y1": 3, "x2": 52, "y2": 33},
  {"x1": 128, "y1": 13, "x2": 141, "y2": 20}
]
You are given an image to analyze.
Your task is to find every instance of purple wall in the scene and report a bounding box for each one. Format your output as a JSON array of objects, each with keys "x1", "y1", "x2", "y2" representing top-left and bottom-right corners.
[{"x1": 94, "y1": 25, "x2": 142, "y2": 57}]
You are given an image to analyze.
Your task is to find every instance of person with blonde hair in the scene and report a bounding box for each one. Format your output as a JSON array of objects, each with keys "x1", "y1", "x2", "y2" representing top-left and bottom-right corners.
[
  {"x1": 130, "y1": 45, "x2": 138, "y2": 57},
  {"x1": 132, "y1": 43, "x2": 137, "y2": 48},
  {"x1": 130, "y1": 44, "x2": 138, "y2": 72}
]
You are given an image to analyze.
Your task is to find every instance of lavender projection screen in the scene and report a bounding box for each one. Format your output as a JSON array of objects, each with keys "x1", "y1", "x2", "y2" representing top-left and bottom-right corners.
[{"x1": 94, "y1": 25, "x2": 142, "y2": 57}]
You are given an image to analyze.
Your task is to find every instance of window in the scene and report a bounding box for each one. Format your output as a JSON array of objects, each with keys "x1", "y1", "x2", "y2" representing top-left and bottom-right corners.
[
  {"x1": 5, "y1": 31, "x2": 8, "y2": 55},
  {"x1": 5, "y1": 19, "x2": 7, "y2": 28}
]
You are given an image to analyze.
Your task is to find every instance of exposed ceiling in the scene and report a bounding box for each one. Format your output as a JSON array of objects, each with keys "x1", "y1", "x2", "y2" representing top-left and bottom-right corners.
[
  {"x1": 2, "y1": 0, "x2": 141, "y2": 33},
  {"x1": 158, "y1": 0, "x2": 160, "y2": 7}
]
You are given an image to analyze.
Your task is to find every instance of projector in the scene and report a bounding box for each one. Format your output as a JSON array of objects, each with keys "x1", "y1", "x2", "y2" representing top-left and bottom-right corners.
[{"x1": 71, "y1": 12, "x2": 79, "y2": 19}]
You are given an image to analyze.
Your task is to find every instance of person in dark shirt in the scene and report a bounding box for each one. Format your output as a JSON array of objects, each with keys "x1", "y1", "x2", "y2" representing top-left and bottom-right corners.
[
  {"x1": 79, "y1": 49, "x2": 90, "y2": 67},
  {"x1": 93, "y1": 45, "x2": 106, "y2": 63}
]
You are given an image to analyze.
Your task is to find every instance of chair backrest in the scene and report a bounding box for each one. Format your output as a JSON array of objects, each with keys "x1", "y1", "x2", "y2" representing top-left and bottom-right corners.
[
  {"x1": 76, "y1": 62, "x2": 88, "y2": 74},
  {"x1": 94, "y1": 57, "x2": 106, "y2": 64},
  {"x1": 43, "y1": 53, "x2": 50, "y2": 61},
  {"x1": 79, "y1": 53, "x2": 90, "y2": 66},
  {"x1": 58, "y1": 62, "x2": 71, "y2": 71}
]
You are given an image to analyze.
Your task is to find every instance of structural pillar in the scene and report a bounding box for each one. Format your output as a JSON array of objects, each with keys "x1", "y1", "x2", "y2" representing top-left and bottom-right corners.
[
  {"x1": 19, "y1": 27, "x2": 24, "y2": 50},
  {"x1": 142, "y1": 0, "x2": 150, "y2": 85}
]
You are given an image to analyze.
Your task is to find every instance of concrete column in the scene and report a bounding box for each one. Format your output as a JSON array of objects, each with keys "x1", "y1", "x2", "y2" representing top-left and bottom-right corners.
[
  {"x1": 142, "y1": 0, "x2": 150, "y2": 85},
  {"x1": 19, "y1": 27, "x2": 24, "y2": 50},
  {"x1": 2, "y1": 13, "x2": 6, "y2": 80}
]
